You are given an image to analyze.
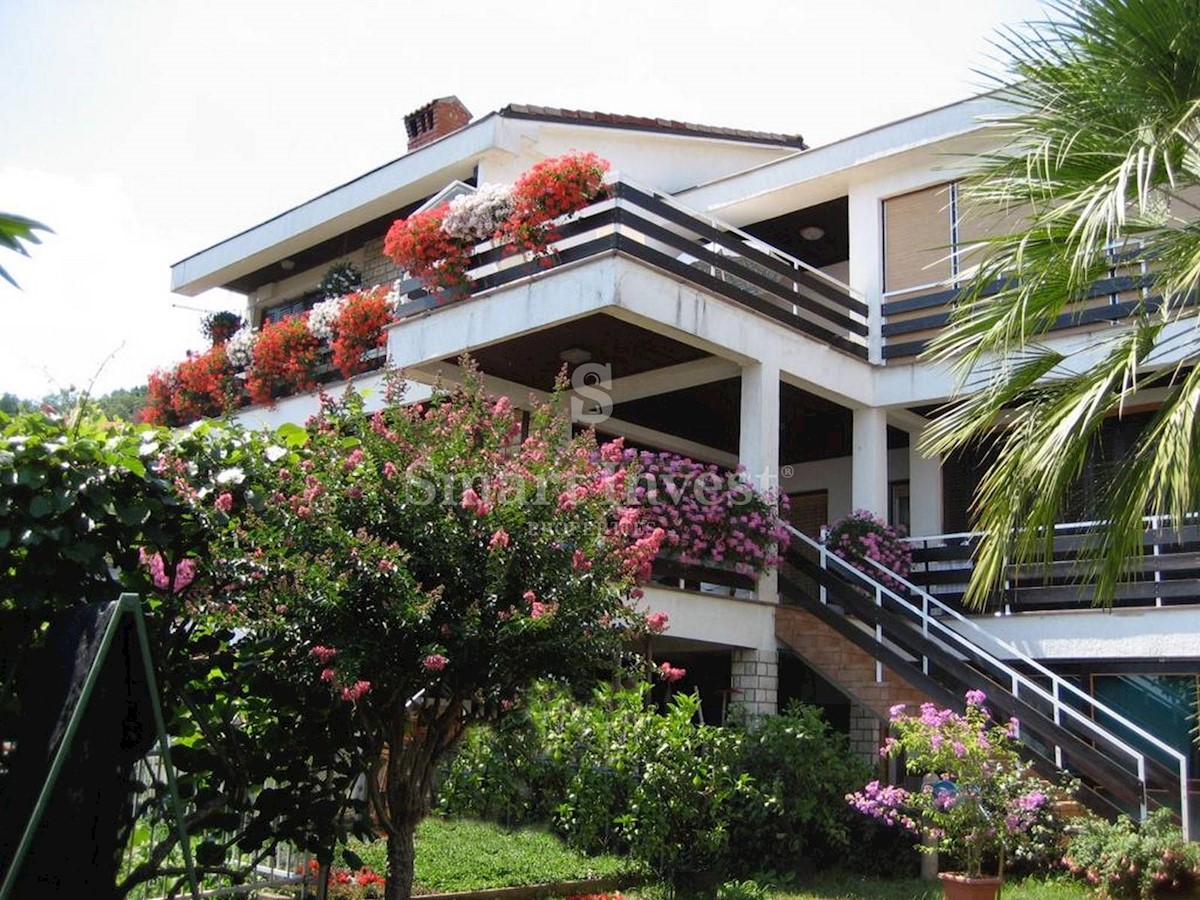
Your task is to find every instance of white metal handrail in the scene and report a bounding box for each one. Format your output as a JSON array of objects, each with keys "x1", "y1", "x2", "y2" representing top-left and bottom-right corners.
[{"x1": 787, "y1": 525, "x2": 1192, "y2": 839}]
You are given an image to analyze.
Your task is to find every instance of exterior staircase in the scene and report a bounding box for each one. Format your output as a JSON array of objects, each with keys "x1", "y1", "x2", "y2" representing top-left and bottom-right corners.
[
  {"x1": 774, "y1": 605, "x2": 928, "y2": 722},
  {"x1": 777, "y1": 526, "x2": 1193, "y2": 839}
]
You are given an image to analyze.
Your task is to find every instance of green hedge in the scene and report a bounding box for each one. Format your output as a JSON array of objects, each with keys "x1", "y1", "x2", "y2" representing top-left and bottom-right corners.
[{"x1": 438, "y1": 684, "x2": 874, "y2": 881}]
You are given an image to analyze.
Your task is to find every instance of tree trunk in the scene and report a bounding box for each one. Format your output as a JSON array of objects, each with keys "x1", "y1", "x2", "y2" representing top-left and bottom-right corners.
[{"x1": 384, "y1": 820, "x2": 417, "y2": 900}]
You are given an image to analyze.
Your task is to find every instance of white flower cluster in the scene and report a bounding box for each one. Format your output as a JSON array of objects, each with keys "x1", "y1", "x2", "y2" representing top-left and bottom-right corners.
[
  {"x1": 441, "y1": 184, "x2": 513, "y2": 242},
  {"x1": 307, "y1": 294, "x2": 346, "y2": 341},
  {"x1": 225, "y1": 326, "x2": 258, "y2": 369},
  {"x1": 384, "y1": 279, "x2": 404, "y2": 308}
]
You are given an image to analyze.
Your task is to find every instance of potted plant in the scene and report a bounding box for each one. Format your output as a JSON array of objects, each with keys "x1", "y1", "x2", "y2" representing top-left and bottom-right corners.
[
  {"x1": 328, "y1": 285, "x2": 395, "y2": 379},
  {"x1": 823, "y1": 509, "x2": 912, "y2": 589},
  {"x1": 614, "y1": 446, "x2": 792, "y2": 576},
  {"x1": 201, "y1": 310, "x2": 245, "y2": 347},
  {"x1": 318, "y1": 260, "x2": 363, "y2": 299},
  {"x1": 245, "y1": 314, "x2": 320, "y2": 406},
  {"x1": 847, "y1": 689, "x2": 1064, "y2": 900}
]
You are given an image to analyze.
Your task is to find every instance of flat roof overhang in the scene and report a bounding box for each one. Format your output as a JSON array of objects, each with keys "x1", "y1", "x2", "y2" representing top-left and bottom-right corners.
[{"x1": 170, "y1": 115, "x2": 503, "y2": 296}]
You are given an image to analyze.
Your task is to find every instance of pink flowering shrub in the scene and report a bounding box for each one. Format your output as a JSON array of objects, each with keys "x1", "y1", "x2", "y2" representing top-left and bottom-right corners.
[
  {"x1": 617, "y1": 449, "x2": 791, "y2": 576},
  {"x1": 823, "y1": 509, "x2": 911, "y2": 589},
  {"x1": 192, "y1": 362, "x2": 666, "y2": 899},
  {"x1": 1061, "y1": 809, "x2": 1200, "y2": 898},
  {"x1": 847, "y1": 689, "x2": 1070, "y2": 879}
]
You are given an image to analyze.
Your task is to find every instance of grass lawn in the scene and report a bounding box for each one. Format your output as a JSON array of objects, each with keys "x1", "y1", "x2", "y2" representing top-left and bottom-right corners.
[
  {"x1": 766, "y1": 874, "x2": 1088, "y2": 900},
  {"x1": 348, "y1": 817, "x2": 640, "y2": 893}
]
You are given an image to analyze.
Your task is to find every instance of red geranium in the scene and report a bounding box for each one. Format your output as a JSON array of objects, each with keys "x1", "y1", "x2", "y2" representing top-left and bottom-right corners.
[
  {"x1": 330, "y1": 285, "x2": 394, "y2": 379},
  {"x1": 141, "y1": 369, "x2": 179, "y2": 425},
  {"x1": 383, "y1": 204, "x2": 473, "y2": 294},
  {"x1": 497, "y1": 151, "x2": 610, "y2": 257},
  {"x1": 141, "y1": 346, "x2": 237, "y2": 426},
  {"x1": 245, "y1": 314, "x2": 320, "y2": 406}
]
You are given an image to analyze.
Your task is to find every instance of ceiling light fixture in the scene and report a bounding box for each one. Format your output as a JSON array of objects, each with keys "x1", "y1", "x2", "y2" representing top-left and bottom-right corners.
[
  {"x1": 559, "y1": 347, "x2": 592, "y2": 365},
  {"x1": 280, "y1": 259, "x2": 296, "y2": 271},
  {"x1": 799, "y1": 225, "x2": 825, "y2": 242}
]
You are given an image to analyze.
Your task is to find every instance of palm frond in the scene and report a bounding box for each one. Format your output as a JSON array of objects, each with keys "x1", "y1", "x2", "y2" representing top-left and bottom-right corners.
[
  {"x1": 923, "y1": 0, "x2": 1200, "y2": 608},
  {"x1": 0, "y1": 212, "x2": 52, "y2": 289}
]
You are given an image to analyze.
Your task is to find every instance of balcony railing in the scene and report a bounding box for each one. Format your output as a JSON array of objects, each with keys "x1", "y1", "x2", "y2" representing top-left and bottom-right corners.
[
  {"x1": 388, "y1": 178, "x2": 871, "y2": 359},
  {"x1": 905, "y1": 515, "x2": 1200, "y2": 613},
  {"x1": 881, "y1": 245, "x2": 1157, "y2": 361}
]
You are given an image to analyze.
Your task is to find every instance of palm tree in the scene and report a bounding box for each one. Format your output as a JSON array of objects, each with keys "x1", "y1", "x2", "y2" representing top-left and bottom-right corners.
[
  {"x1": 0, "y1": 212, "x2": 51, "y2": 288},
  {"x1": 922, "y1": 0, "x2": 1200, "y2": 607}
]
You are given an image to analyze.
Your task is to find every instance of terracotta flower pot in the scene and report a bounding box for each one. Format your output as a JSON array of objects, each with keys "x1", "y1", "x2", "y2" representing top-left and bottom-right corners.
[{"x1": 938, "y1": 872, "x2": 1003, "y2": 900}]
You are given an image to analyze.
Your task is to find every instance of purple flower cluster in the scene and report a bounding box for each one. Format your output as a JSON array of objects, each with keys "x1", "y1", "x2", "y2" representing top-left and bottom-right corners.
[
  {"x1": 620, "y1": 449, "x2": 791, "y2": 576},
  {"x1": 845, "y1": 780, "x2": 919, "y2": 832},
  {"x1": 823, "y1": 509, "x2": 912, "y2": 588},
  {"x1": 849, "y1": 689, "x2": 1055, "y2": 879}
]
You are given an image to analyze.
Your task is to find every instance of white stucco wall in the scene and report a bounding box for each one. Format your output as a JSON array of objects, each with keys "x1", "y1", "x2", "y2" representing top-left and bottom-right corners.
[
  {"x1": 779, "y1": 448, "x2": 909, "y2": 524},
  {"x1": 960, "y1": 606, "x2": 1200, "y2": 662},
  {"x1": 641, "y1": 585, "x2": 776, "y2": 652},
  {"x1": 229, "y1": 373, "x2": 430, "y2": 431}
]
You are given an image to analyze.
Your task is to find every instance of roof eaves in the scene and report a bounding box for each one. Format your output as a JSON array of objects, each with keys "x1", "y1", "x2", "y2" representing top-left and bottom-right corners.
[{"x1": 499, "y1": 103, "x2": 806, "y2": 149}]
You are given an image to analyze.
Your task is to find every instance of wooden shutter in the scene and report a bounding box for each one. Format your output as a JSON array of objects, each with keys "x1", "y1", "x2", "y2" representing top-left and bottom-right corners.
[
  {"x1": 883, "y1": 184, "x2": 954, "y2": 294},
  {"x1": 956, "y1": 188, "x2": 1031, "y2": 276}
]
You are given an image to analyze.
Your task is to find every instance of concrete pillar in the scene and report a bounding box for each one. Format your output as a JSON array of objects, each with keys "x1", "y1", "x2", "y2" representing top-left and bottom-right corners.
[
  {"x1": 848, "y1": 185, "x2": 884, "y2": 365},
  {"x1": 731, "y1": 648, "x2": 778, "y2": 718},
  {"x1": 852, "y1": 406, "x2": 889, "y2": 517},
  {"x1": 740, "y1": 363, "x2": 781, "y2": 606},
  {"x1": 908, "y1": 438, "x2": 943, "y2": 538},
  {"x1": 848, "y1": 704, "x2": 882, "y2": 763}
]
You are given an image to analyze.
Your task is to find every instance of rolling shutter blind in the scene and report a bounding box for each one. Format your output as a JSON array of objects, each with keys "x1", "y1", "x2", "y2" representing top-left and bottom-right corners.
[{"x1": 883, "y1": 184, "x2": 953, "y2": 293}]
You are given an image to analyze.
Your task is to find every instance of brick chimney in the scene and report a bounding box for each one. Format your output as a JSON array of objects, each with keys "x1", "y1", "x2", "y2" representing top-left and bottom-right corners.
[{"x1": 404, "y1": 96, "x2": 472, "y2": 152}]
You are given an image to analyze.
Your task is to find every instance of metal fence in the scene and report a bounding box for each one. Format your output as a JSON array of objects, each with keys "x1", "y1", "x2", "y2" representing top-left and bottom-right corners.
[{"x1": 122, "y1": 752, "x2": 311, "y2": 900}]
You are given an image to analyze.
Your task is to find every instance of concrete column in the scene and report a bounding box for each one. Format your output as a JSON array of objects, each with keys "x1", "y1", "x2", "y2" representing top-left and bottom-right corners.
[
  {"x1": 731, "y1": 648, "x2": 778, "y2": 718},
  {"x1": 739, "y1": 363, "x2": 780, "y2": 491},
  {"x1": 848, "y1": 185, "x2": 884, "y2": 365},
  {"x1": 852, "y1": 406, "x2": 889, "y2": 517},
  {"x1": 908, "y1": 438, "x2": 943, "y2": 538},
  {"x1": 848, "y1": 704, "x2": 882, "y2": 763},
  {"x1": 740, "y1": 362, "x2": 781, "y2": 606}
]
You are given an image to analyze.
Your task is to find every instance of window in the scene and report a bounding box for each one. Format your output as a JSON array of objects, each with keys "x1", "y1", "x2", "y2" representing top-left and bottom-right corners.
[
  {"x1": 889, "y1": 480, "x2": 911, "y2": 532},
  {"x1": 260, "y1": 290, "x2": 323, "y2": 327}
]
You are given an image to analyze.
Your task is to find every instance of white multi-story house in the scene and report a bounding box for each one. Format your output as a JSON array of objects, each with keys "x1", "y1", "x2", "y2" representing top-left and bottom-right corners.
[{"x1": 171, "y1": 95, "x2": 1198, "y2": 833}]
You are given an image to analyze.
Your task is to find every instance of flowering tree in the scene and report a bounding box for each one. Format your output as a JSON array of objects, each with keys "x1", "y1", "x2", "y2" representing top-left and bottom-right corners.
[
  {"x1": 847, "y1": 690, "x2": 1065, "y2": 880},
  {"x1": 198, "y1": 367, "x2": 662, "y2": 900},
  {"x1": 823, "y1": 510, "x2": 911, "y2": 589}
]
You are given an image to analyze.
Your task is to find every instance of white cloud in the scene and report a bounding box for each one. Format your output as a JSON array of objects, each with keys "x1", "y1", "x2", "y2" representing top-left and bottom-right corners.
[{"x1": 0, "y1": 167, "x2": 238, "y2": 399}]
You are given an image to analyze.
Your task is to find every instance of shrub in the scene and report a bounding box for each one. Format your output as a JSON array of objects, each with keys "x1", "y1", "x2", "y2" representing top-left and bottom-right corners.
[
  {"x1": 438, "y1": 684, "x2": 868, "y2": 882},
  {"x1": 823, "y1": 509, "x2": 911, "y2": 588},
  {"x1": 1062, "y1": 809, "x2": 1200, "y2": 898},
  {"x1": 245, "y1": 314, "x2": 320, "y2": 405}
]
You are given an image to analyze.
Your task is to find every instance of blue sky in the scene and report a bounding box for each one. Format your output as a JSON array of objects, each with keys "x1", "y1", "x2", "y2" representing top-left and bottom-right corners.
[{"x1": 0, "y1": 0, "x2": 1047, "y2": 398}]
